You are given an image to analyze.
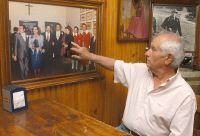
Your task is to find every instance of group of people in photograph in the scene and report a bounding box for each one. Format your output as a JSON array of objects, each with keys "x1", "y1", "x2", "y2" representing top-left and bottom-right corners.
[{"x1": 10, "y1": 23, "x2": 96, "y2": 80}]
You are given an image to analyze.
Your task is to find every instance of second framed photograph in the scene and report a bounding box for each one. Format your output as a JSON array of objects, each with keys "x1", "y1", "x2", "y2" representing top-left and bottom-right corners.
[
  {"x1": 152, "y1": 4, "x2": 198, "y2": 66},
  {"x1": 117, "y1": 0, "x2": 150, "y2": 42},
  {"x1": 7, "y1": 0, "x2": 103, "y2": 89}
]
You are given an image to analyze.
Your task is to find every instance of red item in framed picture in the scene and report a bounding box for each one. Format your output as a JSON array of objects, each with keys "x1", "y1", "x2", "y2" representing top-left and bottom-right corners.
[{"x1": 118, "y1": 0, "x2": 150, "y2": 41}]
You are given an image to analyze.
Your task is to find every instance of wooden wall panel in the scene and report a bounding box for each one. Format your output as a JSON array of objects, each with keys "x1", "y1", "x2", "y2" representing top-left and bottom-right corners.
[
  {"x1": 196, "y1": 8, "x2": 200, "y2": 65},
  {"x1": 27, "y1": 79, "x2": 105, "y2": 120},
  {"x1": 0, "y1": 0, "x2": 9, "y2": 102}
]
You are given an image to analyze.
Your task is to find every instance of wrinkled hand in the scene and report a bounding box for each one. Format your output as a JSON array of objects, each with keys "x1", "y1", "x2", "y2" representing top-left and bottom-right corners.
[{"x1": 71, "y1": 42, "x2": 92, "y2": 61}]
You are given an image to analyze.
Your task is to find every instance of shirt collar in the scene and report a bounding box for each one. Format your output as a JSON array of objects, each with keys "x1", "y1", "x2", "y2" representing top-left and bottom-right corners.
[{"x1": 148, "y1": 68, "x2": 180, "y2": 91}]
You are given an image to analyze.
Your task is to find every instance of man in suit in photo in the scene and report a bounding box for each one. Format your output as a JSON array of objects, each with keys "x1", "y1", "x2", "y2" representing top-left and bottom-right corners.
[
  {"x1": 13, "y1": 25, "x2": 29, "y2": 80},
  {"x1": 52, "y1": 23, "x2": 64, "y2": 73},
  {"x1": 161, "y1": 9, "x2": 182, "y2": 36},
  {"x1": 10, "y1": 27, "x2": 20, "y2": 80},
  {"x1": 80, "y1": 23, "x2": 91, "y2": 71},
  {"x1": 42, "y1": 25, "x2": 54, "y2": 75}
]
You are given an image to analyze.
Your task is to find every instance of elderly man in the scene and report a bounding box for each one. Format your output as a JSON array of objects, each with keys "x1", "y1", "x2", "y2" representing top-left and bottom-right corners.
[{"x1": 71, "y1": 32, "x2": 196, "y2": 136}]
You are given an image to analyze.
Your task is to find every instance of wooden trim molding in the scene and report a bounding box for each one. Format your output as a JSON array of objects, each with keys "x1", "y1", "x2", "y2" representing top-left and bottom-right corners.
[{"x1": 15, "y1": 72, "x2": 103, "y2": 90}]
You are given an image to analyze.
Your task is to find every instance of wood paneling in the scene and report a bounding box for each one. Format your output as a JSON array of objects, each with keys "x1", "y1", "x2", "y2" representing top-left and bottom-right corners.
[
  {"x1": 26, "y1": 79, "x2": 105, "y2": 120},
  {"x1": 0, "y1": 0, "x2": 10, "y2": 102},
  {"x1": 196, "y1": 8, "x2": 200, "y2": 65}
]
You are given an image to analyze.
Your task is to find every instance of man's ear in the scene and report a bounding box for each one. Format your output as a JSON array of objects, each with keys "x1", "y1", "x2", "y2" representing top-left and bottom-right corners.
[{"x1": 165, "y1": 54, "x2": 174, "y2": 65}]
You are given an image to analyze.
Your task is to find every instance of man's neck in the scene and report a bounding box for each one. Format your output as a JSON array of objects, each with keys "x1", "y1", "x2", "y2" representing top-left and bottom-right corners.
[
  {"x1": 152, "y1": 67, "x2": 177, "y2": 81},
  {"x1": 151, "y1": 67, "x2": 177, "y2": 90}
]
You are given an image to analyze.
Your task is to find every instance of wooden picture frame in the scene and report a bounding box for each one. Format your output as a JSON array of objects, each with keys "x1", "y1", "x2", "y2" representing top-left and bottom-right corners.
[
  {"x1": 117, "y1": 0, "x2": 150, "y2": 42},
  {"x1": 0, "y1": 0, "x2": 103, "y2": 90},
  {"x1": 151, "y1": 4, "x2": 199, "y2": 67}
]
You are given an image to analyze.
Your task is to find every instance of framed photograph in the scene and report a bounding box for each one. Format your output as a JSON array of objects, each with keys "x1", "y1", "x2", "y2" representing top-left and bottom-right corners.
[
  {"x1": 45, "y1": 22, "x2": 59, "y2": 33},
  {"x1": 86, "y1": 22, "x2": 92, "y2": 29},
  {"x1": 86, "y1": 12, "x2": 93, "y2": 20},
  {"x1": 117, "y1": 0, "x2": 150, "y2": 41},
  {"x1": 80, "y1": 8, "x2": 86, "y2": 13},
  {"x1": 80, "y1": 14, "x2": 86, "y2": 22},
  {"x1": 152, "y1": 4, "x2": 198, "y2": 66},
  {"x1": 6, "y1": 0, "x2": 103, "y2": 89},
  {"x1": 93, "y1": 11, "x2": 97, "y2": 20},
  {"x1": 93, "y1": 21, "x2": 96, "y2": 29},
  {"x1": 19, "y1": 21, "x2": 38, "y2": 35}
]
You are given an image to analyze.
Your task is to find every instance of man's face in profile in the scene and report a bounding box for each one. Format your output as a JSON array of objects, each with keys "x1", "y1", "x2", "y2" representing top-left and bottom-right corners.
[{"x1": 145, "y1": 36, "x2": 166, "y2": 70}]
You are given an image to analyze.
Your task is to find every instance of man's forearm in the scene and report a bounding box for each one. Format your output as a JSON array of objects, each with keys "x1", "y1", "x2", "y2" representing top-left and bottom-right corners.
[{"x1": 89, "y1": 53, "x2": 116, "y2": 71}]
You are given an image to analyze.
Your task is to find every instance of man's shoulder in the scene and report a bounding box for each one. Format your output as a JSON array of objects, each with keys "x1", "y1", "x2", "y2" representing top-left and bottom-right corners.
[
  {"x1": 165, "y1": 16, "x2": 171, "y2": 20},
  {"x1": 175, "y1": 17, "x2": 180, "y2": 22},
  {"x1": 115, "y1": 60, "x2": 148, "y2": 71},
  {"x1": 175, "y1": 74, "x2": 195, "y2": 98},
  {"x1": 15, "y1": 33, "x2": 20, "y2": 37}
]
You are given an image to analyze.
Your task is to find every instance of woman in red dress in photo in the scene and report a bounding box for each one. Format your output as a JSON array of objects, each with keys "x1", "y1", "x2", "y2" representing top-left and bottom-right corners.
[
  {"x1": 72, "y1": 26, "x2": 82, "y2": 71},
  {"x1": 80, "y1": 23, "x2": 91, "y2": 71},
  {"x1": 127, "y1": 0, "x2": 147, "y2": 39}
]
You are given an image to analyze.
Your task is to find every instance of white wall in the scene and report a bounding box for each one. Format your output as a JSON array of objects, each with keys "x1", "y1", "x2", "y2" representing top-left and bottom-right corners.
[
  {"x1": 9, "y1": 1, "x2": 80, "y2": 32},
  {"x1": 65, "y1": 7, "x2": 80, "y2": 29}
]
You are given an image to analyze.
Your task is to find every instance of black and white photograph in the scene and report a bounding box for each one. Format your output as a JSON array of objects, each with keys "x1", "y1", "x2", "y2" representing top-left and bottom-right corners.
[
  {"x1": 9, "y1": 1, "x2": 97, "y2": 81},
  {"x1": 152, "y1": 5, "x2": 197, "y2": 56}
]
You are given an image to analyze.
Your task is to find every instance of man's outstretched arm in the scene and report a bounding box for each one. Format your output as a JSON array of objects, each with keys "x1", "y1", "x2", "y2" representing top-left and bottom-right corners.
[{"x1": 71, "y1": 42, "x2": 116, "y2": 70}]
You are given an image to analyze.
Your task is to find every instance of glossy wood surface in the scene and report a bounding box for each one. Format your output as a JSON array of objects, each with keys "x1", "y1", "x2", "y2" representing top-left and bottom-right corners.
[{"x1": 0, "y1": 99, "x2": 130, "y2": 136}]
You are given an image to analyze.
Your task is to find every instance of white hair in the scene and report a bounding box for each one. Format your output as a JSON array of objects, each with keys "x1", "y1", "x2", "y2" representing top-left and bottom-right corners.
[{"x1": 160, "y1": 40, "x2": 184, "y2": 68}]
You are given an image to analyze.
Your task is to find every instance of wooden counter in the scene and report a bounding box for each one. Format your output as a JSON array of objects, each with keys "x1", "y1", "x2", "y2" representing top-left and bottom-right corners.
[{"x1": 0, "y1": 99, "x2": 130, "y2": 136}]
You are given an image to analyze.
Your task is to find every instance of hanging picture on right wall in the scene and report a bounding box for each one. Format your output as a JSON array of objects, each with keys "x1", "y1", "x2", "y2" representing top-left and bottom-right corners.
[{"x1": 152, "y1": 4, "x2": 198, "y2": 66}]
